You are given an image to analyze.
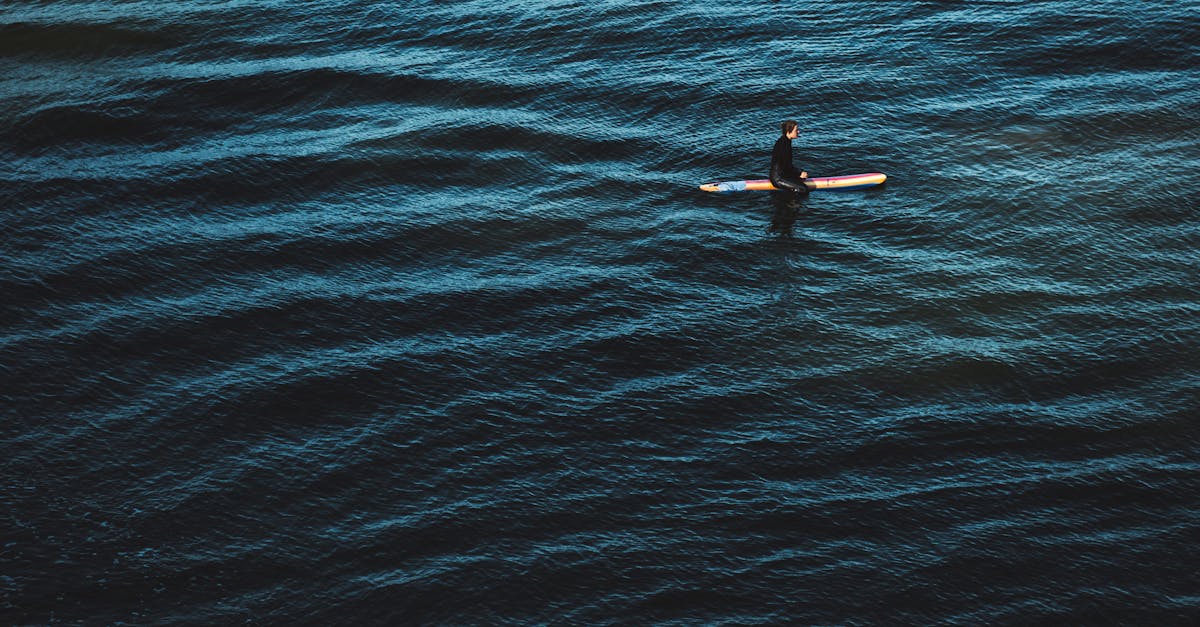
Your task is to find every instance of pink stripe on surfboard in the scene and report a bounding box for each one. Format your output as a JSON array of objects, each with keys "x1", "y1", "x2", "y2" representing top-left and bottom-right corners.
[{"x1": 742, "y1": 173, "x2": 883, "y2": 185}]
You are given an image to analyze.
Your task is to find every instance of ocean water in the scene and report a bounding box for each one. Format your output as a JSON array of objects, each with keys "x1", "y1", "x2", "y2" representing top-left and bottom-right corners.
[{"x1": 3, "y1": 0, "x2": 1199, "y2": 623}]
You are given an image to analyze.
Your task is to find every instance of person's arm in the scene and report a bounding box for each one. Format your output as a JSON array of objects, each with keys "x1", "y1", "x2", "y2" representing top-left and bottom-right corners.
[{"x1": 784, "y1": 144, "x2": 802, "y2": 178}]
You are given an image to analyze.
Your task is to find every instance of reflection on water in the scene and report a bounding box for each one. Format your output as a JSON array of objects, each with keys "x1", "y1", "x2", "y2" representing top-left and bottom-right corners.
[{"x1": 767, "y1": 190, "x2": 807, "y2": 237}]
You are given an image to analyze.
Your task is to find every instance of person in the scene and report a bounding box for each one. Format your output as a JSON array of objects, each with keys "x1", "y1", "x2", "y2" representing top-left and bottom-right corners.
[{"x1": 769, "y1": 120, "x2": 815, "y2": 195}]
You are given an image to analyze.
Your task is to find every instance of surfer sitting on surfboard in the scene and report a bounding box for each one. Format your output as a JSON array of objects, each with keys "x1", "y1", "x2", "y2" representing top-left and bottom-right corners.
[{"x1": 770, "y1": 120, "x2": 815, "y2": 195}]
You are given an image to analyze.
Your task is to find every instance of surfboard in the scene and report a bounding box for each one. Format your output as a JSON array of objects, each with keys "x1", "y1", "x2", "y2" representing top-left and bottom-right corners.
[{"x1": 699, "y1": 172, "x2": 886, "y2": 193}]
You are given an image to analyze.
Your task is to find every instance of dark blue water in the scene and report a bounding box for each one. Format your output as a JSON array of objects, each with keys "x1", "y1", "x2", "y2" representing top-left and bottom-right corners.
[{"x1": 3, "y1": 0, "x2": 1199, "y2": 623}]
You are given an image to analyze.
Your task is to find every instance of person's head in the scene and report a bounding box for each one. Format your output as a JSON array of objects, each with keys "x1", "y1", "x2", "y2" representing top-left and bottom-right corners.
[{"x1": 781, "y1": 120, "x2": 799, "y2": 139}]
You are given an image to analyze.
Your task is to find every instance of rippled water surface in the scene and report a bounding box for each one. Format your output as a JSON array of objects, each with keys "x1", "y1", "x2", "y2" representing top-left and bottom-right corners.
[{"x1": 3, "y1": 0, "x2": 1199, "y2": 623}]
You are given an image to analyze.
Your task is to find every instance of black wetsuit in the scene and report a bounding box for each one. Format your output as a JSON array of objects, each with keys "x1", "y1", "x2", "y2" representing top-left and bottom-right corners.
[{"x1": 769, "y1": 135, "x2": 810, "y2": 194}]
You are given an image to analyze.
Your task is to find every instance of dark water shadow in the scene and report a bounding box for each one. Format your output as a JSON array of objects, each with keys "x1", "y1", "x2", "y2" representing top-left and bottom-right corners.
[{"x1": 767, "y1": 190, "x2": 809, "y2": 238}]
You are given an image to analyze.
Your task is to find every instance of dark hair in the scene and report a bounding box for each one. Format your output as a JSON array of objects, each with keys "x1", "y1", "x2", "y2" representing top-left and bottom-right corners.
[{"x1": 781, "y1": 120, "x2": 798, "y2": 135}]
